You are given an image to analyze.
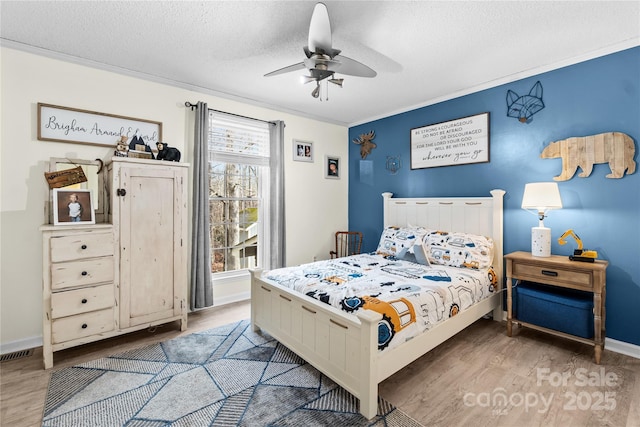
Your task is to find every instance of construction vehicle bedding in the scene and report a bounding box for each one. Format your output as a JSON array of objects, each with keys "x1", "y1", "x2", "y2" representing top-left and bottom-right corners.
[{"x1": 264, "y1": 252, "x2": 497, "y2": 351}]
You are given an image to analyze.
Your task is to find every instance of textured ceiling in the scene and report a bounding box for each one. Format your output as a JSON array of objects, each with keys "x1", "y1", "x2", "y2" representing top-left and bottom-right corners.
[{"x1": 1, "y1": 1, "x2": 639, "y2": 126}]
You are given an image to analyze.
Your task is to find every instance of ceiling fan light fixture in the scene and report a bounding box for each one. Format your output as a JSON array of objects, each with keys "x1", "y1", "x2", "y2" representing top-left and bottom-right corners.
[{"x1": 265, "y1": 2, "x2": 376, "y2": 100}]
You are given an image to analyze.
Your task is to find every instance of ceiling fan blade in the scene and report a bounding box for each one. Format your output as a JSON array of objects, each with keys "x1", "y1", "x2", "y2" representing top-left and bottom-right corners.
[
  {"x1": 331, "y1": 55, "x2": 377, "y2": 78},
  {"x1": 264, "y1": 62, "x2": 305, "y2": 77},
  {"x1": 308, "y1": 2, "x2": 332, "y2": 54}
]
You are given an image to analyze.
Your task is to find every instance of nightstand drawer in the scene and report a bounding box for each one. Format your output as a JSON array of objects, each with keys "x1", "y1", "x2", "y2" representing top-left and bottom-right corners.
[
  {"x1": 51, "y1": 257, "x2": 114, "y2": 290},
  {"x1": 51, "y1": 284, "x2": 114, "y2": 319},
  {"x1": 50, "y1": 232, "x2": 114, "y2": 263},
  {"x1": 51, "y1": 308, "x2": 115, "y2": 343},
  {"x1": 513, "y1": 262, "x2": 592, "y2": 290}
]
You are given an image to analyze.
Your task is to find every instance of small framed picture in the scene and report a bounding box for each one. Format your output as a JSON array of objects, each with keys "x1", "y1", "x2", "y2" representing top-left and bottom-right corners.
[
  {"x1": 325, "y1": 155, "x2": 340, "y2": 179},
  {"x1": 53, "y1": 188, "x2": 95, "y2": 225},
  {"x1": 293, "y1": 139, "x2": 313, "y2": 162}
]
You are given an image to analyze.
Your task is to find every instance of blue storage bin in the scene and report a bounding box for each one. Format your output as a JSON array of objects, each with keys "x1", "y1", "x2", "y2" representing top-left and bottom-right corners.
[{"x1": 515, "y1": 282, "x2": 594, "y2": 339}]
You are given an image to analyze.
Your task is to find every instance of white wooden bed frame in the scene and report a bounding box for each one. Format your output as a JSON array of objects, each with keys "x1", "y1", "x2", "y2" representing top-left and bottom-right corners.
[{"x1": 250, "y1": 189, "x2": 505, "y2": 419}]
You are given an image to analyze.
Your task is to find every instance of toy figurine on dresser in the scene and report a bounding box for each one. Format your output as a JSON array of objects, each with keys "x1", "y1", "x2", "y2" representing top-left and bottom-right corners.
[
  {"x1": 128, "y1": 131, "x2": 155, "y2": 158},
  {"x1": 156, "y1": 142, "x2": 181, "y2": 162},
  {"x1": 114, "y1": 136, "x2": 128, "y2": 157}
]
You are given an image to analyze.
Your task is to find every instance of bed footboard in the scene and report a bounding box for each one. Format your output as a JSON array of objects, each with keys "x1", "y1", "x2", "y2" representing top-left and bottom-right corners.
[
  {"x1": 250, "y1": 190, "x2": 505, "y2": 419},
  {"x1": 250, "y1": 269, "x2": 382, "y2": 419}
]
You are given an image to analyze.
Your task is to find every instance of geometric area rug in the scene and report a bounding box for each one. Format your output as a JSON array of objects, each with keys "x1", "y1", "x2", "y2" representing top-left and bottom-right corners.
[{"x1": 42, "y1": 320, "x2": 424, "y2": 426}]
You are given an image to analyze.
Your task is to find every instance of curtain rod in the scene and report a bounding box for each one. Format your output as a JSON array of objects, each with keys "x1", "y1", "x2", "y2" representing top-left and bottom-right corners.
[{"x1": 184, "y1": 101, "x2": 276, "y2": 126}]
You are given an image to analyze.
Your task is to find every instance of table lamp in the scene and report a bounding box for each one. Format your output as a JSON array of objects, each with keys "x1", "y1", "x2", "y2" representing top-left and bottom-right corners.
[{"x1": 521, "y1": 182, "x2": 563, "y2": 257}]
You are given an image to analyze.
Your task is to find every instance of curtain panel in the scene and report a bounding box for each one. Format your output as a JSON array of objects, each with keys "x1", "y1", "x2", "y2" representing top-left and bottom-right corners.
[
  {"x1": 269, "y1": 120, "x2": 286, "y2": 269},
  {"x1": 190, "y1": 101, "x2": 214, "y2": 309}
]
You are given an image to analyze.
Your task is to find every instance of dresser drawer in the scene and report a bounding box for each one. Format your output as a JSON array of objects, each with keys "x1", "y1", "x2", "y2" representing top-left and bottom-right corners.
[
  {"x1": 513, "y1": 262, "x2": 592, "y2": 290},
  {"x1": 50, "y1": 232, "x2": 114, "y2": 263},
  {"x1": 51, "y1": 284, "x2": 114, "y2": 319},
  {"x1": 51, "y1": 308, "x2": 115, "y2": 344},
  {"x1": 51, "y1": 257, "x2": 114, "y2": 290}
]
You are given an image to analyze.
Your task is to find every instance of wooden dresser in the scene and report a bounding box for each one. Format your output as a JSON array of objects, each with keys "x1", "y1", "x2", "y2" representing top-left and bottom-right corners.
[
  {"x1": 41, "y1": 157, "x2": 189, "y2": 369},
  {"x1": 41, "y1": 224, "x2": 116, "y2": 369}
]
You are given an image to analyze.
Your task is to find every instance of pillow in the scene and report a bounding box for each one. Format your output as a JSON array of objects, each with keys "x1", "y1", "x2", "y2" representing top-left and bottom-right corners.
[
  {"x1": 421, "y1": 230, "x2": 494, "y2": 269},
  {"x1": 376, "y1": 226, "x2": 429, "y2": 264}
]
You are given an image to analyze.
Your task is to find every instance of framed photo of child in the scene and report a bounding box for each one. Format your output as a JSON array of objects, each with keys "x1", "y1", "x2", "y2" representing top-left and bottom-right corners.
[
  {"x1": 53, "y1": 188, "x2": 95, "y2": 225},
  {"x1": 325, "y1": 155, "x2": 340, "y2": 179},
  {"x1": 293, "y1": 139, "x2": 313, "y2": 162}
]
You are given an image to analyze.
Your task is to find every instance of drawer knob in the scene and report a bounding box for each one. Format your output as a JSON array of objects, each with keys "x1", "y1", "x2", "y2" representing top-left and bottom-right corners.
[
  {"x1": 81, "y1": 244, "x2": 87, "y2": 250},
  {"x1": 81, "y1": 271, "x2": 88, "y2": 276},
  {"x1": 81, "y1": 298, "x2": 88, "y2": 304},
  {"x1": 541, "y1": 270, "x2": 558, "y2": 277},
  {"x1": 81, "y1": 323, "x2": 88, "y2": 329}
]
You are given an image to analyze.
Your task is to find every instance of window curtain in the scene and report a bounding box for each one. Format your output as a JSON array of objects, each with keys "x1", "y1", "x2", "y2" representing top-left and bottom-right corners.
[
  {"x1": 190, "y1": 101, "x2": 213, "y2": 309},
  {"x1": 269, "y1": 120, "x2": 286, "y2": 269}
]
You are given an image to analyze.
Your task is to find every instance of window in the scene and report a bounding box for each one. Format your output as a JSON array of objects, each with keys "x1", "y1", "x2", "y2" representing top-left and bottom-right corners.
[{"x1": 208, "y1": 112, "x2": 271, "y2": 275}]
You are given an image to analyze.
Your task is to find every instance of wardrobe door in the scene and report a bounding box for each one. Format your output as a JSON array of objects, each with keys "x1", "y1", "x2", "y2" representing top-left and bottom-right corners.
[{"x1": 116, "y1": 161, "x2": 187, "y2": 329}]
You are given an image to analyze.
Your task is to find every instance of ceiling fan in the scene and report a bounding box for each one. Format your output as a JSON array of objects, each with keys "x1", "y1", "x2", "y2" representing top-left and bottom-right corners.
[{"x1": 264, "y1": 2, "x2": 376, "y2": 99}]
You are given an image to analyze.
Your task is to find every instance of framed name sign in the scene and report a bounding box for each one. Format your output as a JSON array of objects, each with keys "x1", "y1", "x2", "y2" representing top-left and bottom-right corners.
[
  {"x1": 38, "y1": 103, "x2": 162, "y2": 148},
  {"x1": 410, "y1": 112, "x2": 489, "y2": 169}
]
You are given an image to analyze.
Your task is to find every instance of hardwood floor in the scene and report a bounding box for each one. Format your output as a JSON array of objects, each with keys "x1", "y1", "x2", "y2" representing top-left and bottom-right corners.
[
  {"x1": 1, "y1": 300, "x2": 638, "y2": 426},
  {"x1": 379, "y1": 319, "x2": 640, "y2": 427}
]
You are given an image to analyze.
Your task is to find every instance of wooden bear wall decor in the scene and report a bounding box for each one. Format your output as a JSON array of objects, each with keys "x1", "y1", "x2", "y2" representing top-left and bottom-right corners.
[
  {"x1": 541, "y1": 132, "x2": 636, "y2": 181},
  {"x1": 353, "y1": 130, "x2": 376, "y2": 160}
]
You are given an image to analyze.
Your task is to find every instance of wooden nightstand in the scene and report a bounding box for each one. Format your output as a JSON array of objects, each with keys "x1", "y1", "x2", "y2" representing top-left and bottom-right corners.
[{"x1": 505, "y1": 251, "x2": 608, "y2": 364}]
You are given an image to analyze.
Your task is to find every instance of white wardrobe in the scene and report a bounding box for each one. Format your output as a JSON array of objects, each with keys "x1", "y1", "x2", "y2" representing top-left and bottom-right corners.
[{"x1": 42, "y1": 157, "x2": 188, "y2": 368}]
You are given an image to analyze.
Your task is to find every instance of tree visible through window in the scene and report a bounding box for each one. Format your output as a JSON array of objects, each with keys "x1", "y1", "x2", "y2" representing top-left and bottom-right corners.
[
  {"x1": 208, "y1": 112, "x2": 270, "y2": 274},
  {"x1": 209, "y1": 163, "x2": 259, "y2": 272}
]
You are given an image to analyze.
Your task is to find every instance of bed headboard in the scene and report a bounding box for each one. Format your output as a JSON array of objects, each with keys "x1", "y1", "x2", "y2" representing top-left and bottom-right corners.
[{"x1": 382, "y1": 189, "x2": 506, "y2": 285}]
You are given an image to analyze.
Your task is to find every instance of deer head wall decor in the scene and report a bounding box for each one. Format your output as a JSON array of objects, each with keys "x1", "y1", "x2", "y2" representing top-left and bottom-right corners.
[{"x1": 353, "y1": 130, "x2": 377, "y2": 159}]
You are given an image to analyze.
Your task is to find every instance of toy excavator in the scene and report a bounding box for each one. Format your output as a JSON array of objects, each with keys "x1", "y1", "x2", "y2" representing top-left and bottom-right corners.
[{"x1": 558, "y1": 229, "x2": 598, "y2": 262}]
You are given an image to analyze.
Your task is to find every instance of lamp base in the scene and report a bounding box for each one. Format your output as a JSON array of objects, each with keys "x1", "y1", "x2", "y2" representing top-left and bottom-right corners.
[{"x1": 531, "y1": 226, "x2": 551, "y2": 257}]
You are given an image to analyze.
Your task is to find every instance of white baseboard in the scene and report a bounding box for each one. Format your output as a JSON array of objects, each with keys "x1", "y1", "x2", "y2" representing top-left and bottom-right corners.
[
  {"x1": 605, "y1": 337, "x2": 640, "y2": 360},
  {"x1": 211, "y1": 292, "x2": 250, "y2": 308},
  {"x1": 1, "y1": 293, "x2": 252, "y2": 356},
  {"x1": 3, "y1": 307, "x2": 638, "y2": 361},
  {"x1": 0, "y1": 335, "x2": 42, "y2": 356}
]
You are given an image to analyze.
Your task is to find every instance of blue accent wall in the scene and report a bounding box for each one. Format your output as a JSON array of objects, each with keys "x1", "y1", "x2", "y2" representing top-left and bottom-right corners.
[{"x1": 348, "y1": 47, "x2": 640, "y2": 346}]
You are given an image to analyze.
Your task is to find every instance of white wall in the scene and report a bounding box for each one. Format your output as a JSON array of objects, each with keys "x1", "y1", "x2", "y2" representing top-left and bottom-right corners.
[{"x1": 0, "y1": 47, "x2": 348, "y2": 351}]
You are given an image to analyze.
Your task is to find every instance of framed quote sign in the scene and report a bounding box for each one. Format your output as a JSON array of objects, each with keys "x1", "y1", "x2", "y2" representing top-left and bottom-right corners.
[
  {"x1": 410, "y1": 112, "x2": 489, "y2": 169},
  {"x1": 38, "y1": 103, "x2": 162, "y2": 147}
]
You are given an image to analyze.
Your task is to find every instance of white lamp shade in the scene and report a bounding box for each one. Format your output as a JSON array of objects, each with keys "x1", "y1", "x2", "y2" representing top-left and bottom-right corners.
[
  {"x1": 522, "y1": 182, "x2": 562, "y2": 257},
  {"x1": 521, "y1": 182, "x2": 563, "y2": 210}
]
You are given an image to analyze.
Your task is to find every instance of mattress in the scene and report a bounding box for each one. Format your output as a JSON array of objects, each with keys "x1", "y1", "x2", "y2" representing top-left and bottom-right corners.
[{"x1": 264, "y1": 253, "x2": 497, "y2": 351}]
